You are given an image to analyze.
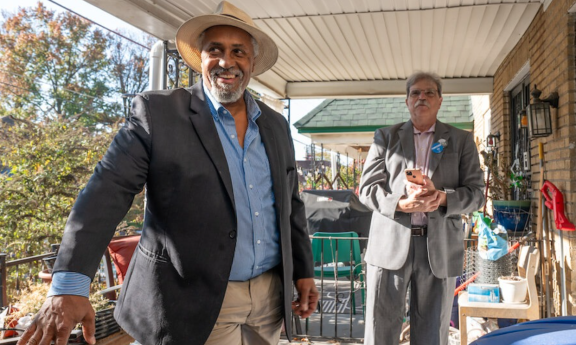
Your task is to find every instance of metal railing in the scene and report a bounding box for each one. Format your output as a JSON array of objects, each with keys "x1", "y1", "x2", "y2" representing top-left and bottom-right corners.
[
  {"x1": 3, "y1": 236, "x2": 370, "y2": 343},
  {"x1": 292, "y1": 234, "x2": 368, "y2": 344},
  {"x1": 0, "y1": 245, "x2": 59, "y2": 307}
]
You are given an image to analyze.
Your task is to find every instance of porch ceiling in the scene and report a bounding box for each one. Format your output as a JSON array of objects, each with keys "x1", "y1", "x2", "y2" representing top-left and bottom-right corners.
[{"x1": 83, "y1": 0, "x2": 542, "y2": 98}]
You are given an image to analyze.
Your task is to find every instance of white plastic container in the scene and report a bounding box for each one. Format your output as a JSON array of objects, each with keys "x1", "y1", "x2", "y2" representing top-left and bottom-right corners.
[{"x1": 498, "y1": 276, "x2": 528, "y2": 303}]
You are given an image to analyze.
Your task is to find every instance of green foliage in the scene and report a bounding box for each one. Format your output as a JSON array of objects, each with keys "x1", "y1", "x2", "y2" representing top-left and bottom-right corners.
[
  {"x1": 0, "y1": 3, "x2": 151, "y2": 260},
  {"x1": 481, "y1": 150, "x2": 529, "y2": 200},
  {"x1": 0, "y1": 116, "x2": 116, "y2": 257}
]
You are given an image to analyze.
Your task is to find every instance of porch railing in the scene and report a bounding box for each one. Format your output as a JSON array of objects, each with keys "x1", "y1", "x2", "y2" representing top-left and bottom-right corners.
[
  {"x1": 0, "y1": 244, "x2": 59, "y2": 308},
  {"x1": 292, "y1": 234, "x2": 368, "y2": 344},
  {"x1": 2, "y1": 236, "x2": 369, "y2": 343}
]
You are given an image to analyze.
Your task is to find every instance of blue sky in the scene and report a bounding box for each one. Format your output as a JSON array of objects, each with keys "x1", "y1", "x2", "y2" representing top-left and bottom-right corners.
[{"x1": 0, "y1": 0, "x2": 324, "y2": 159}]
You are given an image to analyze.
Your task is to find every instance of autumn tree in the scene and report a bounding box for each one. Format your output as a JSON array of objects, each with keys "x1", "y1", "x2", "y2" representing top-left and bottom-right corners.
[
  {"x1": 0, "y1": 3, "x2": 115, "y2": 125},
  {"x1": 109, "y1": 32, "x2": 154, "y2": 117}
]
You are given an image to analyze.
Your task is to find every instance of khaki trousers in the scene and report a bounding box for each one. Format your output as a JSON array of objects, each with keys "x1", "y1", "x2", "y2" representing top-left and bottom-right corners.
[{"x1": 205, "y1": 270, "x2": 283, "y2": 345}]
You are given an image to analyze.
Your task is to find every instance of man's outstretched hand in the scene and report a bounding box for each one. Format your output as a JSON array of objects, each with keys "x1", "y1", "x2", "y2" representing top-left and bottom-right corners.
[{"x1": 17, "y1": 295, "x2": 96, "y2": 345}]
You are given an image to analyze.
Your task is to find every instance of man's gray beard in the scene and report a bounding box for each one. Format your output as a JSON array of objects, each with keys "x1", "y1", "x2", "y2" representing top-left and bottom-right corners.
[
  {"x1": 210, "y1": 82, "x2": 245, "y2": 104},
  {"x1": 208, "y1": 67, "x2": 245, "y2": 104}
]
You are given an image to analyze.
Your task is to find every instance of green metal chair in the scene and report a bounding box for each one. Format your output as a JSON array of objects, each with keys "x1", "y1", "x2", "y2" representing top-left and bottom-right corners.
[{"x1": 311, "y1": 232, "x2": 365, "y2": 315}]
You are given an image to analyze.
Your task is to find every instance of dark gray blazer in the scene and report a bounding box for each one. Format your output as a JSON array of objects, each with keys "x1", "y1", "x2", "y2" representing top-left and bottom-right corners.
[
  {"x1": 359, "y1": 120, "x2": 484, "y2": 278},
  {"x1": 54, "y1": 82, "x2": 313, "y2": 345}
]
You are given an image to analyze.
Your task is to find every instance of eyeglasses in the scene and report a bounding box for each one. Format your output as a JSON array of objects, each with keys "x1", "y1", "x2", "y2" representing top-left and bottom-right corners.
[{"x1": 409, "y1": 89, "x2": 439, "y2": 98}]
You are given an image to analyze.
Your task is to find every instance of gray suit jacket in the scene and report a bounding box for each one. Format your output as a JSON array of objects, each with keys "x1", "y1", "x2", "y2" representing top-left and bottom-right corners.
[
  {"x1": 54, "y1": 82, "x2": 313, "y2": 345},
  {"x1": 359, "y1": 120, "x2": 484, "y2": 278}
]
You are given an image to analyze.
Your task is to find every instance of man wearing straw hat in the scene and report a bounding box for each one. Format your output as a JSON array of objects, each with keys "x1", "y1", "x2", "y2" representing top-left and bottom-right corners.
[{"x1": 18, "y1": 2, "x2": 318, "y2": 345}]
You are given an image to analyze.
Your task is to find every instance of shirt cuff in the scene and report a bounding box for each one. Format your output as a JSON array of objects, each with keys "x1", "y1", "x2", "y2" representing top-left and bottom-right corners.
[{"x1": 47, "y1": 272, "x2": 91, "y2": 298}]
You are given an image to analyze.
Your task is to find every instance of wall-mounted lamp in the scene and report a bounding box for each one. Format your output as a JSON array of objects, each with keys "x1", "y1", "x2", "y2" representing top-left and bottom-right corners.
[
  {"x1": 527, "y1": 84, "x2": 558, "y2": 138},
  {"x1": 486, "y1": 131, "x2": 501, "y2": 149}
]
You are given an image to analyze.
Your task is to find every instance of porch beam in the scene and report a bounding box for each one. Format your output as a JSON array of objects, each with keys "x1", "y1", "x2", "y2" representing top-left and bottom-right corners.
[
  {"x1": 250, "y1": 70, "x2": 287, "y2": 99},
  {"x1": 83, "y1": 0, "x2": 180, "y2": 40},
  {"x1": 283, "y1": 78, "x2": 493, "y2": 99}
]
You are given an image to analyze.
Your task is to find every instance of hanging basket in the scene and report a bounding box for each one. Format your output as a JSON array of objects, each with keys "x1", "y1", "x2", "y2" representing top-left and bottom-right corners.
[{"x1": 492, "y1": 200, "x2": 531, "y2": 233}]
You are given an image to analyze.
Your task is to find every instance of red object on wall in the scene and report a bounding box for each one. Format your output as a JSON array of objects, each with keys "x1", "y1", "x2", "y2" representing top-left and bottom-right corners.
[
  {"x1": 107, "y1": 235, "x2": 140, "y2": 284},
  {"x1": 541, "y1": 180, "x2": 576, "y2": 231}
]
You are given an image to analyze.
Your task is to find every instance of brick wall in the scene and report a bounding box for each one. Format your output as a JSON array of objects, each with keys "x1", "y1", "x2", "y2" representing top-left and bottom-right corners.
[{"x1": 490, "y1": 0, "x2": 576, "y2": 315}]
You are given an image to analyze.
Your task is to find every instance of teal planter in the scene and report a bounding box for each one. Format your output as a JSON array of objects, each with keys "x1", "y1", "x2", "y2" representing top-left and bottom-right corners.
[{"x1": 492, "y1": 200, "x2": 531, "y2": 232}]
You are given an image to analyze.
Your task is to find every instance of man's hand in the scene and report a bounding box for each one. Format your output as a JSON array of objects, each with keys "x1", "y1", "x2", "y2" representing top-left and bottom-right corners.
[
  {"x1": 400, "y1": 174, "x2": 445, "y2": 212},
  {"x1": 420, "y1": 176, "x2": 447, "y2": 206},
  {"x1": 17, "y1": 295, "x2": 96, "y2": 345},
  {"x1": 397, "y1": 189, "x2": 441, "y2": 213},
  {"x1": 292, "y1": 278, "x2": 319, "y2": 319},
  {"x1": 405, "y1": 180, "x2": 428, "y2": 197},
  {"x1": 406, "y1": 175, "x2": 435, "y2": 195},
  {"x1": 422, "y1": 176, "x2": 436, "y2": 192}
]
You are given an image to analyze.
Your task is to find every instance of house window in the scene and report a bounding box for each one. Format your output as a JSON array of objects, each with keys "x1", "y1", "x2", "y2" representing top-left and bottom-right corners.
[{"x1": 509, "y1": 77, "x2": 531, "y2": 200}]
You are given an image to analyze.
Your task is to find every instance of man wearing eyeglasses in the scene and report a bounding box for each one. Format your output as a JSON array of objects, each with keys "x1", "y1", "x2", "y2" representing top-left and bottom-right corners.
[{"x1": 359, "y1": 72, "x2": 484, "y2": 345}]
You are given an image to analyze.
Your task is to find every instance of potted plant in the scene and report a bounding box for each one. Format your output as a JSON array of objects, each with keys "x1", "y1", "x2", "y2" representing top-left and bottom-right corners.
[
  {"x1": 498, "y1": 275, "x2": 528, "y2": 303},
  {"x1": 481, "y1": 150, "x2": 531, "y2": 233}
]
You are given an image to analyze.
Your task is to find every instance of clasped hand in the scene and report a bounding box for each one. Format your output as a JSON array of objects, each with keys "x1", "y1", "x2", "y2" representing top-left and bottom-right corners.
[{"x1": 398, "y1": 176, "x2": 442, "y2": 213}]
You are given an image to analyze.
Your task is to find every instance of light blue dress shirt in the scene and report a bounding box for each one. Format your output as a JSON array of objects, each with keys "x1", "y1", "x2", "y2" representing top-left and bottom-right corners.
[
  {"x1": 204, "y1": 84, "x2": 280, "y2": 281},
  {"x1": 48, "y1": 84, "x2": 281, "y2": 297}
]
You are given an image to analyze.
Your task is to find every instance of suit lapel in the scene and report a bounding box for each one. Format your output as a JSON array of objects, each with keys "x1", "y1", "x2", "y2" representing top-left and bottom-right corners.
[
  {"x1": 399, "y1": 120, "x2": 415, "y2": 168},
  {"x1": 188, "y1": 83, "x2": 235, "y2": 206},
  {"x1": 256, "y1": 109, "x2": 283, "y2": 217},
  {"x1": 428, "y1": 120, "x2": 450, "y2": 177}
]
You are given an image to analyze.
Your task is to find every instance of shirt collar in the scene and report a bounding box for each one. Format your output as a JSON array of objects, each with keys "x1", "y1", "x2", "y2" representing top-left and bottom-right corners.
[
  {"x1": 202, "y1": 82, "x2": 261, "y2": 121},
  {"x1": 413, "y1": 123, "x2": 436, "y2": 134}
]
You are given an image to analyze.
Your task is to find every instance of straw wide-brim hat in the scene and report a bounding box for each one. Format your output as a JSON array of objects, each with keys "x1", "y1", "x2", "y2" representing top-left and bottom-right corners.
[{"x1": 175, "y1": 1, "x2": 278, "y2": 76}]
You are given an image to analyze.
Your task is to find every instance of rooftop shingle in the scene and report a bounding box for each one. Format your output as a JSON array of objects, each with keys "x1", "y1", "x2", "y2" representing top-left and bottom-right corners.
[{"x1": 294, "y1": 96, "x2": 473, "y2": 131}]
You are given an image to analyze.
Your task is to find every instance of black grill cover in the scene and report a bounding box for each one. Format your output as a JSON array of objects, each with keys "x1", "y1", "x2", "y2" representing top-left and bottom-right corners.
[{"x1": 301, "y1": 190, "x2": 372, "y2": 239}]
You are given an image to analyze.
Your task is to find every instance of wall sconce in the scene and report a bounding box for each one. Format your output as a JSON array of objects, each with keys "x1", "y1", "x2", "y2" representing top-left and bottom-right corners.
[
  {"x1": 527, "y1": 84, "x2": 558, "y2": 138},
  {"x1": 486, "y1": 131, "x2": 501, "y2": 151}
]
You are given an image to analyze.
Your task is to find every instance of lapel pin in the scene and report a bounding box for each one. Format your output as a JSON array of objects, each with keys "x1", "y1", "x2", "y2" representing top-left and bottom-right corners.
[{"x1": 431, "y1": 139, "x2": 447, "y2": 154}]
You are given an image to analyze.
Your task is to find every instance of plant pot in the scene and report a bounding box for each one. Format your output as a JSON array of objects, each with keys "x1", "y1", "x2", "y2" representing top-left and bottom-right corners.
[
  {"x1": 492, "y1": 200, "x2": 531, "y2": 232},
  {"x1": 498, "y1": 276, "x2": 527, "y2": 303}
]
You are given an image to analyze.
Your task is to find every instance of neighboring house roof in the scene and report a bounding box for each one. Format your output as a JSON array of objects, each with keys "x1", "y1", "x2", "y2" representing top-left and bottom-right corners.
[{"x1": 294, "y1": 96, "x2": 473, "y2": 134}]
